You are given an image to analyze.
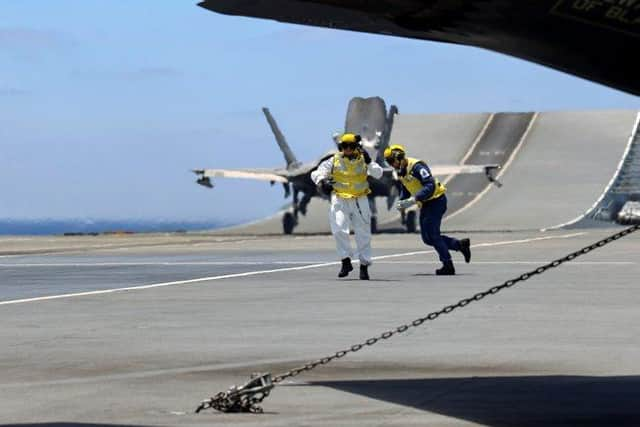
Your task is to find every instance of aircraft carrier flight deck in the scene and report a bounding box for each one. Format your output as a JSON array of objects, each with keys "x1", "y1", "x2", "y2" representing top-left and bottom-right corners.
[{"x1": 2, "y1": 108, "x2": 639, "y2": 427}]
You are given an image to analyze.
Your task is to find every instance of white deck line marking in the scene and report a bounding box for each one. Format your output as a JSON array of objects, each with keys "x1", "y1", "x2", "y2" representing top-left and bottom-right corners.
[
  {"x1": 0, "y1": 232, "x2": 585, "y2": 306},
  {"x1": 444, "y1": 112, "x2": 539, "y2": 222},
  {"x1": 542, "y1": 111, "x2": 640, "y2": 231},
  {"x1": 375, "y1": 261, "x2": 633, "y2": 265}
]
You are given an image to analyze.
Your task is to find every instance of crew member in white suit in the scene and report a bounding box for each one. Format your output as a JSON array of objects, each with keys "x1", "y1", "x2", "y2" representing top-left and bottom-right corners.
[{"x1": 311, "y1": 133, "x2": 383, "y2": 280}]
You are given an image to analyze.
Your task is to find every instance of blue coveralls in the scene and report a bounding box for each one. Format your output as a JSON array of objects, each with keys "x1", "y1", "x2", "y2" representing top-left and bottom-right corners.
[{"x1": 400, "y1": 162, "x2": 461, "y2": 263}]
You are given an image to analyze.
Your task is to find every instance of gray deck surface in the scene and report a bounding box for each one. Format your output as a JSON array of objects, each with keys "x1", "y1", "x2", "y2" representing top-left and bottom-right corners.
[
  {"x1": 2, "y1": 110, "x2": 639, "y2": 426},
  {"x1": 1, "y1": 229, "x2": 639, "y2": 426}
]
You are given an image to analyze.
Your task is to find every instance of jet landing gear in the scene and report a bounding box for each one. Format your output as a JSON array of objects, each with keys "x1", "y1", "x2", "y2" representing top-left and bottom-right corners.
[
  {"x1": 368, "y1": 195, "x2": 378, "y2": 234},
  {"x1": 283, "y1": 188, "x2": 299, "y2": 234},
  {"x1": 282, "y1": 189, "x2": 307, "y2": 235},
  {"x1": 400, "y1": 209, "x2": 417, "y2": 233},
  {"x1": 282, "y1": 211, "x2": 297, "y2": 235},
  {"x1": 405, "y1": 210, "x2": 417, "y2": 233}
]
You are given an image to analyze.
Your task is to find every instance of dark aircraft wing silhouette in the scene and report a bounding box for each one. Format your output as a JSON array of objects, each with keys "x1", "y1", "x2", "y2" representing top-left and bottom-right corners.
[{"x1": 198, "y1": 0, "x2": 640, "y2": 95}]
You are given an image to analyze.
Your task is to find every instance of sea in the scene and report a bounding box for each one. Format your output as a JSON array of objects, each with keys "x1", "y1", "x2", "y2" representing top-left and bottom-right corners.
[{"x1": 0, "y1": 219, "x2": 232, "y2": 236}]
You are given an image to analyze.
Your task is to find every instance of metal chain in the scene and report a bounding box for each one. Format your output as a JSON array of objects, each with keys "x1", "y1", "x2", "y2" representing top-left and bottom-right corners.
[{"x1": 272, "y1": 225, "x2": 639, "y2": 383}]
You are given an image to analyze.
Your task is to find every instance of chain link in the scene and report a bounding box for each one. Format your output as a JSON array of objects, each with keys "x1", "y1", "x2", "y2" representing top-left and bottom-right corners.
[{"x1": 272, "y1": 225, "x2": 639, "y2": 383}]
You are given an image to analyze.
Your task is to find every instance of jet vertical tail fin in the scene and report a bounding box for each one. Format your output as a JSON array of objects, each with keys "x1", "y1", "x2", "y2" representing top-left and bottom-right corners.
[
  {"x1": 381, "y1": 105, "x2": 398, "y2": 153},
  {"x1": 262, "y1": 107, "x2": 301, "y2": 170}
]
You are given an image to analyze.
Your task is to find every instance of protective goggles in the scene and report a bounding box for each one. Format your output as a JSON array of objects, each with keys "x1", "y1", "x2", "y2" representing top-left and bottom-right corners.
[
  {"x1": 340, "y1": 142, "x2": 359, "y2": 150},
  {"x1": 385, "y1": 151, "x2": 405, "y2": 165}
]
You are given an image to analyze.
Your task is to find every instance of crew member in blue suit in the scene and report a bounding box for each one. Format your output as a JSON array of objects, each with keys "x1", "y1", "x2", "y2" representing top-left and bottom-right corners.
[{"x1": 384, "y1": 144, "x2": 471, "y2": 275}]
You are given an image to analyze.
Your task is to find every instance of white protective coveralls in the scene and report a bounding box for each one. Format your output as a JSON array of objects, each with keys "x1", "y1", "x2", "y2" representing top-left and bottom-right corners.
[{"x1": 311, "y1": 153, "x2": 383, "y2": 265}]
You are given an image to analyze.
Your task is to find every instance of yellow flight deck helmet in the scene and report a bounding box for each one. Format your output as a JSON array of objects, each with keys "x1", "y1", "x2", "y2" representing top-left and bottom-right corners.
[
  {"x1": 338, "y1": 133, "x2": 362, "y2": 151},
  {"x1": 384, "y1": 144, "x2": 406, "y2": 165},
  {"x1": 339, "y1": 133, "x2": 361, "y2": 144}
]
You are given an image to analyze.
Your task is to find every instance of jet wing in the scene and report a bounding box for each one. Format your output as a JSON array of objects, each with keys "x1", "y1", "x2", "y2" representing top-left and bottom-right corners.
[
  {"x1": 430, "y1": 164, "x2": 498, "y2": 177},
  {"x1": 198, "y1": 0, "x2": 639, "y2": 95},
  {"x1": 382, "y1": 164, "x2": 498, "y2": 176},
  {"x1": 193, "y1": 168, "x2": 289, "y2": 183},
  {"x1": 382, "y1": 164, "x2": 501, "y2": 186}
]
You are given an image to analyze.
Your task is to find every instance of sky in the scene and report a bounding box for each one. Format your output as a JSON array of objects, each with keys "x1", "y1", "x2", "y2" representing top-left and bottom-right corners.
[{"x1": 1, "y1": 1, "x2": 639, "y2": 225}]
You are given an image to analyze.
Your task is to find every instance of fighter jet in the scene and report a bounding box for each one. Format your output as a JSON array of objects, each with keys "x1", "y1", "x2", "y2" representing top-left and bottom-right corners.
[
  {"x1": 193, "y1": 97, "x2": 500, "y2": 234},
  {"x1": 197, "y1": 1, "x2": 640, "y2": 96}
]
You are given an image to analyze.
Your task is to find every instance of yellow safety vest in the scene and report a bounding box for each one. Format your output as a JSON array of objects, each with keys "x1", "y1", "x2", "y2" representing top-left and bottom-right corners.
[
  {"x1": 331, "y1": 153, "x2": 370, "y2": 198},
  {"x1": 400, "y1": 157, "x2": 446, "y2": 203}
]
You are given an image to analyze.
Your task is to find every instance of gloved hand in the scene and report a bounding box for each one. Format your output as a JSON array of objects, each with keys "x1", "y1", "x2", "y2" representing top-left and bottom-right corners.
[
  {"x1": 318, "y1": 179, "x2": 333, "y2": 195},
  {"x1": 360, "y1": 147, "x2": 372, "y2": 164},
  {"x1": 396, "y1": 197, "x2": 416, "y2": 210}
]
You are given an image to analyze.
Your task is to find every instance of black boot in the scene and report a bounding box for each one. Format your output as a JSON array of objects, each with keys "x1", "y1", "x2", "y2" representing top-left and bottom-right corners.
[
  {"x1": 459, "y1": 238, "x2": 471, "y2": 263},
  {"x1": 436, "y1": 260, "x2": 456, "y2": 276},
  {"x1": 359, "y1": 264, "x2": 370, "y2": 280},
  {"x1": 338, "y1": 257, "x2": 353, "y2": 278}
]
